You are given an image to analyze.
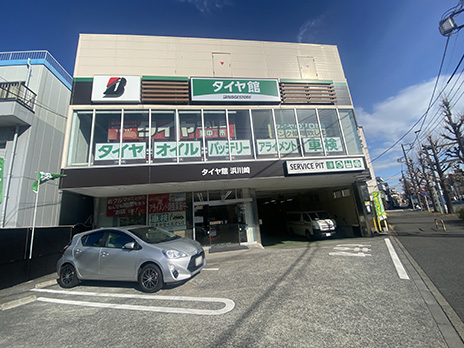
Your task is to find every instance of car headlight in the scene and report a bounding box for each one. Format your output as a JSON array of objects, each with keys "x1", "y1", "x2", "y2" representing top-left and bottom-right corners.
[{"x1": 163, "y1": 249, "x2": 187, "y2": 259}]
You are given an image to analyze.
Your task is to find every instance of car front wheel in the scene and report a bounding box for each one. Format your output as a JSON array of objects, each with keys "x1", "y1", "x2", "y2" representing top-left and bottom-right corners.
[
  {"x1": 138, "y1": 264, "x2": 163, "y2": 293},
  {"x1": 58, "y1": 264, "x2": 79, "y2": 288}
]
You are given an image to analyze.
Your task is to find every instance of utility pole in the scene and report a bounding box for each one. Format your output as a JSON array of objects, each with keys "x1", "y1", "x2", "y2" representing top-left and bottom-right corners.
[{"x1": 401, "y1": 170, "x2": 414, "y2": 208}]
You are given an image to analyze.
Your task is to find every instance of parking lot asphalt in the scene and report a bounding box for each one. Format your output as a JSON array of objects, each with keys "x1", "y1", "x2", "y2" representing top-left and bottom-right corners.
[{"x1": 1, "y1": 236, "x2": 463, "y2": 348}]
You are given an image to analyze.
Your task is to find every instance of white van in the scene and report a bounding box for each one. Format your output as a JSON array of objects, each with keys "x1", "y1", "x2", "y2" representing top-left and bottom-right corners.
[{"x1": 286, "y1": 211, "x2": 337, "y2": 240}]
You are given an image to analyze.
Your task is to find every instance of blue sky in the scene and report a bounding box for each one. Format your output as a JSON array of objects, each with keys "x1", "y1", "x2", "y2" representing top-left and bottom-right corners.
[{"x1": 2, "y1": 0, "x2": 464, "y2": 190}]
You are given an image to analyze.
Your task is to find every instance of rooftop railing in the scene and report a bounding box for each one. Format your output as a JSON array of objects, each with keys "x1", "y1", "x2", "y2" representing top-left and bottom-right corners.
[{"x1": 0, "y1": 51, "x2": 72, "y2": 90}]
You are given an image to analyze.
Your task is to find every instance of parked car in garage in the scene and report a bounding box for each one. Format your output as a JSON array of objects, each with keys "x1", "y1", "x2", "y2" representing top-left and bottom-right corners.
[
  {"x1": 286, "y1": 211, "x2": 337, "y2": 240},
  {"x1": 57, "y1": 225, "x2": 205, "y2": 292}
]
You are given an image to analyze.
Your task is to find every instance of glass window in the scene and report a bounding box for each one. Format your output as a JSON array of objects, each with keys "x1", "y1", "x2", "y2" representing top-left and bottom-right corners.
[
  {"x1": 296, "y1": 109, "x2": 324, "y2": 156},
  {"x1": 68, "y1": 111, "x2": 92, "y2": 166},
  {"x1": 121, "y1": 110, "x2": 149, "y2": 165},
  {"x1": 339, "y1": 109, "x2": 363, "y2": 155},
  {"x1": 318, "y1": 109, "x2": 346, "y2": 155},
  {"x1": 228, "y1": 110, "x2": 254, "y2": 160},
  {"x1": 204, "y1": 110, "x2": 229, "y2": 160},
  {"x1": 178, "y1": 110, "x2": 202, "y2": 162},
  {"x1": 106, "y1": 231, "x2": 134, "y2": 248},
  {"x1": 274, "y1": 109, "x2": 302, "y2": 158},
  {"x1": 151, "y1": 110, "x2": 176, "y2": 163},
  {"x1": 82, "y1": 231, "x2": 106, "y2": 247},
  {"x1": 92, "y1": 110, "x2": 122, "y2": 165},
  {"x1": 252, "y1": 110, "x2": 278, "y2": 158}
]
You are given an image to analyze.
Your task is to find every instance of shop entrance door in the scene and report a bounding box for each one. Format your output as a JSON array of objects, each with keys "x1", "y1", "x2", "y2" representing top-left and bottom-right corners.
[{"x1": 194, "y1": 202, "x2": 247, "y2": 246}]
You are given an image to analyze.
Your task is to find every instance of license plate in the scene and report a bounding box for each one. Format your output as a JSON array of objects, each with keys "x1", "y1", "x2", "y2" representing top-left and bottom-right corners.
[
  {"x1": 325, "y1": 233, "x2": 332, "y2": 237},
  {"x1": 195, "y1": 256, "x2": 203, "y2": 266}
]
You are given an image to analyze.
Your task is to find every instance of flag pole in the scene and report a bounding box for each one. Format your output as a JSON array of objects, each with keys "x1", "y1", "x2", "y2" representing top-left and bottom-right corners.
[{"x1": 29, "y1": 175, "x2": 40, "y2": 260}]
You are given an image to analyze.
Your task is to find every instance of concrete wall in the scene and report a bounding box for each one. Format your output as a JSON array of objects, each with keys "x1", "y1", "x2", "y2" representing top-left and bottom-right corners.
[
  {"x1": 0, "y1": 64, "x2": 71, "y2": 227},
  {"x1": 74, "y1": 34, "x2": 347, "y2": 83}
]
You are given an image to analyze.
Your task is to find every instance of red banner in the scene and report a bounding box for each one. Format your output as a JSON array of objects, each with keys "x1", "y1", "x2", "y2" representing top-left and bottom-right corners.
[{"x1": 107, "y1": 195, "x2": 146, "y2": 216}]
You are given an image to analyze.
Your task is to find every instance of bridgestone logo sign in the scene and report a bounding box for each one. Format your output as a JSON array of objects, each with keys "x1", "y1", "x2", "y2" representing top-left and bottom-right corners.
[
  {"x1": 190, "y1": 78, "x2": 280, "y2": 102},
  {"x1": 286, "y1": 158, "x2": 365, "y2": 175}
]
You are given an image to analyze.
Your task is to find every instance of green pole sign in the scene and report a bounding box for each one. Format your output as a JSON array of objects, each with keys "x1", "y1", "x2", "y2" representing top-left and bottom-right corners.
[
  {"x1": 0, "y1": 158, "x2": 3, "y2": 203},
  {"x1": 190, "y1": 78, "x2": 281, "y2": 102},
  {"x1": 372, "y1": 191, "x2": 387, "y2": 221}
]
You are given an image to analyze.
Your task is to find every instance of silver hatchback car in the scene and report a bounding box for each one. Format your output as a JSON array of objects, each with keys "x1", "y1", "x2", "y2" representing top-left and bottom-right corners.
[{"x1": 57, "y1": 225, "x2": 205, "y2": 292}]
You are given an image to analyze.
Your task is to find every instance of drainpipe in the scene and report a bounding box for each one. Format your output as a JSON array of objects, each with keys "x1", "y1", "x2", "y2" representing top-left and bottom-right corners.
[{"x1": 2, "y1": 125, "x2": 19, "y2": 227}]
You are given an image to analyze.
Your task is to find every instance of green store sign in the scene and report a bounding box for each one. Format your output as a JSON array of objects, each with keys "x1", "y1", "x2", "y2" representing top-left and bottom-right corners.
[
  {"x1": 190, "y1": 78, "x2": 281, "y2": 102},
  {"x1": 286, "y1": 157, "x2": 365, "y2": 175}
]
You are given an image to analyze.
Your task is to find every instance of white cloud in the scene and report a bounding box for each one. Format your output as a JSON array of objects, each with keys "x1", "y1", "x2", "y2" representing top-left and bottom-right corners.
[
  {"x1": 176, "y1": 0, "x2": 231, "y2": 13},
  {"x1": 356, "y1": 73, "x2": 464, "y2": 186},
  {"x1": 297, "y1": 16, "x2": 324, "y2": 43}
]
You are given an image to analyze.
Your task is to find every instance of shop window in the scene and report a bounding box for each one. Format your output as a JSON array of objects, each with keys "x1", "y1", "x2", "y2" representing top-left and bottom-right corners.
[
  {"x1": 208, "y1": 190, "x2": 237, "y2": 201},
  {"x1": 227, "y1": 110, "x2": 254, "y2": 160},
  {"x1": 251, "y1": 109, "x2": 278, "y2": 158},
  {"x1": 204, "y1": 110, "x2": 229, "y2": 161},
  {"x1": 92, "y1": 110, "x2": 122, "y2": 165},
  {"x1": 121, "y1": 110, "x2": 149, "y2": 165},
  {"x1": 151, "y1": 110, "x2": 176, "y2": 163},
  {"x1": 178, "y1": 110, "x2": 203, "y2": 162},
  {"x1": 67, "y1": 110, "x2": 92, "y2": 166},
  {"x1": 339, "y1": 109, "x2": 363, "y2": 155},
  {"x1": 318, "y1": 109, "x2": 346, "y2": 155},
  {"x1": 296, "y1": 109, "x2": 324, "y2": 157},
  {"x1": 274, "y1": 109, "x2": 302, "y2": 158}
]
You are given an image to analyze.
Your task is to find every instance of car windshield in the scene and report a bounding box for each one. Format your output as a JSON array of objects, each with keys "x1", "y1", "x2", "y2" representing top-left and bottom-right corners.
[
  {"x1": 316, "y1": 212, "x2": 331, "y2": 219},
  {"x1": 128, "y1": 227, "x2": 180, "y2": 244},
  {"x1": 308, "y1": 212, "x2": 318, "y2": 220}
]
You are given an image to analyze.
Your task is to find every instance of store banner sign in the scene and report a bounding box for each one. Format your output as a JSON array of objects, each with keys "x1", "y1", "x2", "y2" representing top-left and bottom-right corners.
[
  {"x1": 91, "y1": 75, "x2": 141, "y2": 103},
  {"x1": 95, "y1": 142, "x2": 146, "y2": 161},
  {"x1": 286, "y1": 157, "x2": 365, "y2": 175},
  {"x1": 256, "y1": 139, "x2": 299, "y2": 155},
  {"x1": 208, "y1": 140, "x2": 252, "y2": 157},
  {"x1": 153, "y1": 141, "x2": 202, "y2": 159},
  {"x1": 303, "y1": 137, "x2": 343, "y2": 153},
  {"x1": 107, "y1": 195, "x2": 146, "y2": 216},
  {"x1": 108, "y1": 119, "x2": 235, "y2": 141},
  {"x1": 191, "y1": 78, "x2": 280, "y2": 102}
]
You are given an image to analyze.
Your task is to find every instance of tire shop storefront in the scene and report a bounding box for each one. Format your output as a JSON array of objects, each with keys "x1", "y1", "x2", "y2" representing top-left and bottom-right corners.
[{"x1": 60, "y1": 34, "x2": 373, "y2": 247}]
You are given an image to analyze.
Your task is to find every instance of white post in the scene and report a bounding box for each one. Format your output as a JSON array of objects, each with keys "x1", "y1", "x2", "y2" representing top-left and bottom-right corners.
[{"x1": 29, "y1": 178, "x2": 40, "y2": 260}]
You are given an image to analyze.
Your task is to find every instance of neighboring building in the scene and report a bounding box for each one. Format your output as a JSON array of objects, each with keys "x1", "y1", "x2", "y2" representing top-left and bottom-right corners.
[
  {"x1": 60, "y1": 34, "x2": 375, "y2": 246},
  {"x1": 0, "y1": 51, "x2": 72, "y2": 228}
]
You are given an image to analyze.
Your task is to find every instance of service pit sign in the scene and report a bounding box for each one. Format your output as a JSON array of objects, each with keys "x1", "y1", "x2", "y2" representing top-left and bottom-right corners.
[
  {"x1": 286, "y1": 157, "x2": 365, "y2": 175},
  {"x1": 190, "y1": 78, "x2": 280, "y2": 102}
]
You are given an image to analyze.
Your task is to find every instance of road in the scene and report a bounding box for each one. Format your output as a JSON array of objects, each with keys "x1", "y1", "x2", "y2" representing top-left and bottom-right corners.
[
  {"x1": 1, "y1": 235, "x2": 463, "y2": 348},
  {"x1": 388, "y1": 209, "x2": 464, "y2": 326}
]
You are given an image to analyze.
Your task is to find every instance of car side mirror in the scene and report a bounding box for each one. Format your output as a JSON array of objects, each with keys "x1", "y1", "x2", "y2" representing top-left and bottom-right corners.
[{"x1": 123, "y1": 242, "x2": 136, "y2": 250}]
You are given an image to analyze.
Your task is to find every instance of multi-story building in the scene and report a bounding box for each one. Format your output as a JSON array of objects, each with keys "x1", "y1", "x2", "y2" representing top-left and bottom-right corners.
[
  {"x1": 0, "y1": 51, "x2": 72, "y2": 228},
  {"x1": 60, "y1": 34, "x2": 375, "y2": 246}
]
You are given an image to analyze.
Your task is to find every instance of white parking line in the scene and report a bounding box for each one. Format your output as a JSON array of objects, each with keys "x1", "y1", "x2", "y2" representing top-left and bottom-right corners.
[
  {"x1": 31, "y1": 288, "x2": 235, "y2": 315},
  {"x1": 385, "y1": 238, "x2": 410, "y2": 280}
]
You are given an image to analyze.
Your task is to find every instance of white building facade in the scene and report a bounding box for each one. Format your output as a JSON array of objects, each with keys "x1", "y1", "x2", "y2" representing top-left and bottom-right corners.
[{"x1": 61, "y1": 34, "x2": 375, "y2": 246}]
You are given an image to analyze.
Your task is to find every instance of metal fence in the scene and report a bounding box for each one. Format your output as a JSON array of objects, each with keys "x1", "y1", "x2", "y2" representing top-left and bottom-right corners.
[
  {"x1": 0, "y1": 81, "x2": 37, "y2": 111},
  {"x1": 0, "y1": 225, "x2": 91, "y2": 290}
]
